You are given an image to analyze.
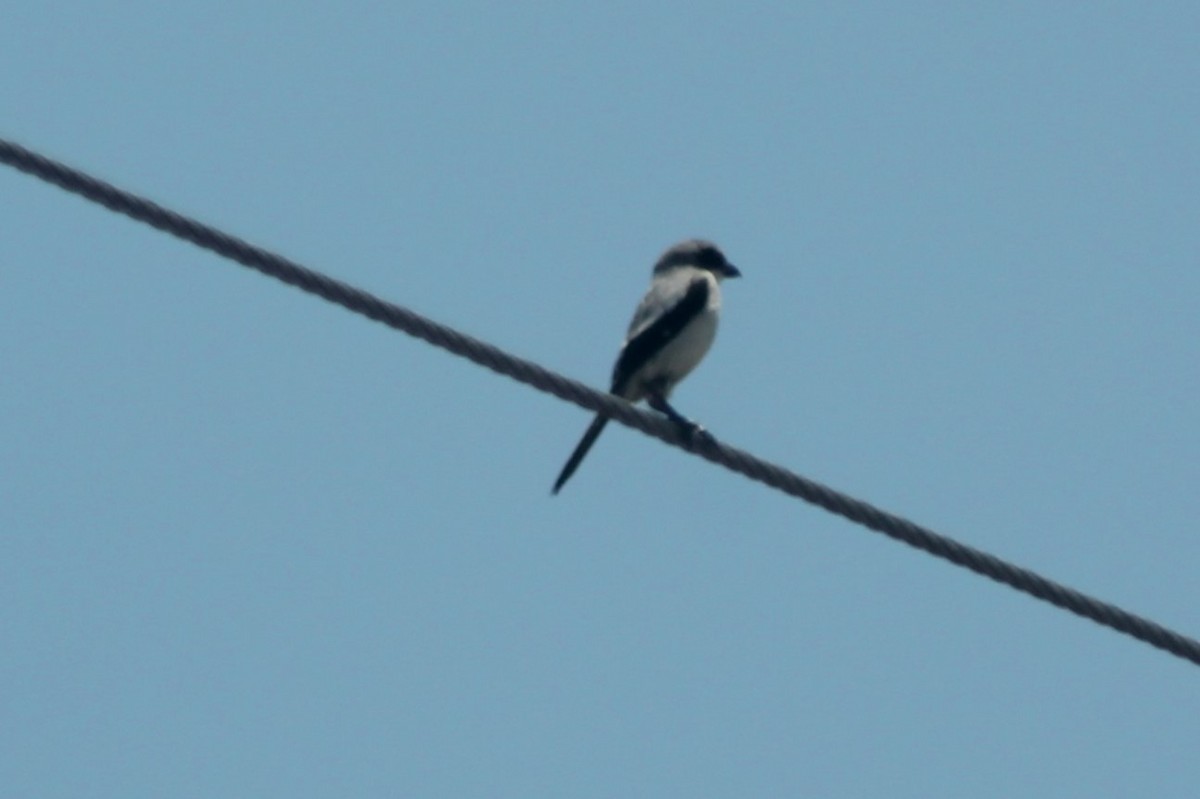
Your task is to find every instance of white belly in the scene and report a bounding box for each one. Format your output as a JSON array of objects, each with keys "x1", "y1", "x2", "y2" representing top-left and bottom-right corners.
[{"x1": 631, "y1": 303, "x2": 719, "y2": 399}]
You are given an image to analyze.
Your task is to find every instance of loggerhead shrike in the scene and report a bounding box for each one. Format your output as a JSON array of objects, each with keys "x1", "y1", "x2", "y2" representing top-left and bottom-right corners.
[{"x1": 551, "y1": 239, "x2": 741, "y2": 494}]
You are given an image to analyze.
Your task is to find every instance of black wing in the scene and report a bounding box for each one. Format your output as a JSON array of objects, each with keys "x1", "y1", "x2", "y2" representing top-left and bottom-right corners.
[{"x1": 610, "y1": 278, "x2": 709, "y2": 395}]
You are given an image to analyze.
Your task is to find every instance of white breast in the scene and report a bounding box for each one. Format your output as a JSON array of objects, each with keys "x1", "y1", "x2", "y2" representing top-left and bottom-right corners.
[{"x1": 630, "y1": 271, "x2": 721, "y2": 399}]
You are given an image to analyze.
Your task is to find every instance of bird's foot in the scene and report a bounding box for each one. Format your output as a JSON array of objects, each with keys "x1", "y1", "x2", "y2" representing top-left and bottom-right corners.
[
  {"x1": 680, "y1": 420, "x2": 715, "y2": 447},
  {"x1": 648, "y1": 394, "x2": 715, "y2": 446}
]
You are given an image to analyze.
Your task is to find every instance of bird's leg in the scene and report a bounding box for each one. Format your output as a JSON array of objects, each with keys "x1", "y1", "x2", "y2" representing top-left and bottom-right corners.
[{"x1": 647, "y1": 393, "x2": 714, "y2": 443}]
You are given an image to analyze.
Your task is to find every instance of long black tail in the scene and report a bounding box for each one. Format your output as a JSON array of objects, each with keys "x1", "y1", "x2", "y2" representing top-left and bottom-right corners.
[{"x1": 551, "y1": 414, "x2": 610, "y2": 494}]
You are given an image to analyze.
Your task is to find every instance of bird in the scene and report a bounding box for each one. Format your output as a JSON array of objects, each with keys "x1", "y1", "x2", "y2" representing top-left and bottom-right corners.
[{"x1": 551, "y1": 238, "x2": 741, "y2": 494}]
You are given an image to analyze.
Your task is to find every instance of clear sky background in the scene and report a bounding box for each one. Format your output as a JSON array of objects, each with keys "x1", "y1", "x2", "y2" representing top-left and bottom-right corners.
[{"x1": 3, "y1": 3, "x2": 1198, "y2": 796}]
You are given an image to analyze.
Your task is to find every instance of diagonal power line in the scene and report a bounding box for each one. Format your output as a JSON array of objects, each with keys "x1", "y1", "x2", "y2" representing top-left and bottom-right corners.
[{"x1": 3, "y1": 136, "x2": 1198, "y2": 668}]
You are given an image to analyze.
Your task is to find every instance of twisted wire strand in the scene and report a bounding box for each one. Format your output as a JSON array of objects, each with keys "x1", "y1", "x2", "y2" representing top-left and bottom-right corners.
[{"x1": 3, "y1": 137, "x2": 1197, "y2": 668}]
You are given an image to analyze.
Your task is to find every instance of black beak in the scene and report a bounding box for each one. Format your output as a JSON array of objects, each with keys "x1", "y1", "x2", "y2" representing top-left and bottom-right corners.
[{"x1": 722, "y1": 262, "x2": 742, "y2": 278}]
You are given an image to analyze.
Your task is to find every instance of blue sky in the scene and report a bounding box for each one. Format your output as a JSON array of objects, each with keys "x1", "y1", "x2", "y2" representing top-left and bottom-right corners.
[{"x1": 3, "y1": 3, "x2": 1198, "y2": 796}]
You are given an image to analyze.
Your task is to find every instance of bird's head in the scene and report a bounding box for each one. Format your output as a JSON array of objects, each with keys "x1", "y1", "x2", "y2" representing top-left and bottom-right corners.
[{"x1": 653, "y1": 239, "x2": 742, "y2": 280}]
